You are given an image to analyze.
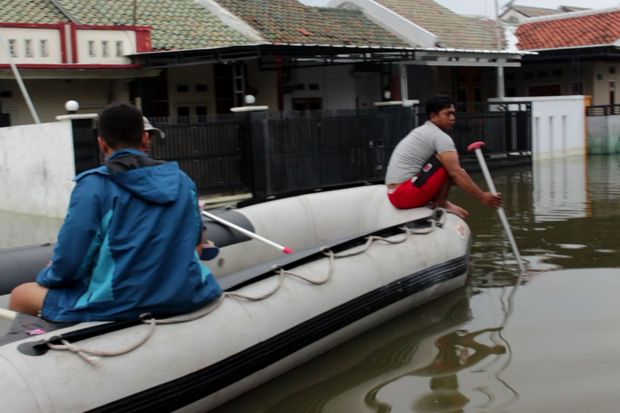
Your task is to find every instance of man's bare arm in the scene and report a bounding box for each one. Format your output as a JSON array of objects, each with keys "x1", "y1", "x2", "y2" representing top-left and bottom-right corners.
[{"x1": 437, "y1": 151, "x2": 503, "y2": 208}]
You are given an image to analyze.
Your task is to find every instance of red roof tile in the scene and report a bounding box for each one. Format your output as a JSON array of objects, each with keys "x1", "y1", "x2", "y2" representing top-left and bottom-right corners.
[{"x1": 517, "y1": 10, "x2": 620, "y2": 50}]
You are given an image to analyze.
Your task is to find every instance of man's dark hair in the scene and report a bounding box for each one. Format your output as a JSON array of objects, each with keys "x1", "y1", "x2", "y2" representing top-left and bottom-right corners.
[
  {"x1": 426, "y1": 95, "x2": 455, "y2": 116},
  {"x1": 98, "y1": 103, "x2": 144, "y2": 149}
]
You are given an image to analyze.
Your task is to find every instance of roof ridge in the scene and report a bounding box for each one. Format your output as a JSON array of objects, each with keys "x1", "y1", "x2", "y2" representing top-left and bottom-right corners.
[
  {"x1": 49, "y1": 0, "x2": 79, "y2": 23},
  {"x1": 521, "y1": 6, "x2": 620, "y2": 24}
]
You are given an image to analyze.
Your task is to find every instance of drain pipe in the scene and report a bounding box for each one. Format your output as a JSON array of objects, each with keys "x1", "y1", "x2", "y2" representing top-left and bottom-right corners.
[{"x1": 0, "y1": 33, "x2": 40, "y2": 124}]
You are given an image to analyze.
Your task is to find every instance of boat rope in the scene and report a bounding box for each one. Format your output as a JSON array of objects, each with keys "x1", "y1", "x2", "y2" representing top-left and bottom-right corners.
[
  {"x1": 45, "y1": 315, "x2": 157, "y2": 366},
  {"x1": 46, "y1": 213, "x2": 442, "y2": 364}
]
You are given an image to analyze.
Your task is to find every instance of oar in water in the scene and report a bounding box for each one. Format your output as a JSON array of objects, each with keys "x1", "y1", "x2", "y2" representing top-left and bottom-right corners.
[
  {"x1": 467, "y1": 141, "x2": 525, "y2": 273},
  {"x1": 201, "y1": 210, "x2": 295, "y2": 255}
]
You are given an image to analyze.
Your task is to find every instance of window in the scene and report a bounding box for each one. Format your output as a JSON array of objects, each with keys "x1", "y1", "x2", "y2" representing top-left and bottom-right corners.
[
  {"x1": 116, "y1": 41, "x2": 123, "y2": 57},
  {"x1": 176, "y1": 84, "x2": 190, "y2": 93},
  {"x1": 610, "y1": 81, "x2": 616, "y2": 105},
  {"x1": 571, "y1": 82, "x2": 584, "y2": 95},
  {"x1": 88, "y1": 40, "x2": 96, "y2": 57},
  {"x1": 24, "y1": 39, "x2": 33, "y2": 57},
  {"x1": 101, "y1": 41, "x2": 109, "y2": 57},
  {"x1": 40, "y1": 39, "x2": 49, "y2": 57},
  {"x1": 195, "y1": 84, "x2": 208, "y2": 92},
  {"x1": 177, "y1": 106, "x2": 190, "y2": 123},
  {"x1": 8, "y1": 39, "x2": 17, "y2": 57},
  {"x1": 610, "y1": 66, "x2": 616, "y2": 74}
]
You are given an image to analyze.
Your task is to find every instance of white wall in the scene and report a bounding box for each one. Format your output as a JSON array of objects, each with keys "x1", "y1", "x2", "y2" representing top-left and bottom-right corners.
[
  {"x1": 588, "y1": 115, "x2": 620, "y2": 154},
  {"x1": 0, "y1": 120, "x2": 75, "y2": 218},
  {"x1": 490, "y1": 96, "x2": 587, "y2": 160},
  {"x1": 0, "y1": 27, "x2": 63, "y2": 64},
  {"x1": 77, "y1": 29, "x2": 136, "y2": 65},
  {"x1": 284, "y1": 66, "x2": 358, "y2": 110}
]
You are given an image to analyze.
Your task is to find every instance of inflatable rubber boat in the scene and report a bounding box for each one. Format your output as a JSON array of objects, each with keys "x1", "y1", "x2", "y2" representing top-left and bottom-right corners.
[{"x1": 0, "y1": 185, "x2": 471, "y2": 412}]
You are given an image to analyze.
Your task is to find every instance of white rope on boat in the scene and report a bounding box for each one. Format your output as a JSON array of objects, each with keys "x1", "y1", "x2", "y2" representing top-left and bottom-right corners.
[
  {"x1": 46, "y1": 213, "x2": 441, "y2": 364},
  {"x1": 45, "y1": 316, "x2": 157, "y2": 366}
]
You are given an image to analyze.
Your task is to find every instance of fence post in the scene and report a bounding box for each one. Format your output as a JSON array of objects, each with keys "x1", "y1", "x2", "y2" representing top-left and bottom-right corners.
[
  {"x1": 55, "y1": 113, "x2": 99, "y2": 175},
  {"x1": 232, "y1": 105, "x2": 269, "y2": 202}
]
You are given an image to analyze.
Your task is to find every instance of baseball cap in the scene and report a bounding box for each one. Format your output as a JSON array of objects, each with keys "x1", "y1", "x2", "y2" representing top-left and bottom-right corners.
[{"x1": 143, "y1": 116, "x2": 165, "y2": 139}]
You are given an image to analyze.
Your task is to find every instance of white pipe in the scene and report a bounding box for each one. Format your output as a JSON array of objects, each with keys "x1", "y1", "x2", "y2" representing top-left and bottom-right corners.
[
  {"x1": 201, "y1": 210, "x2": 295, "y2": 254},
  {"x1": 0, "y1": 33, "x2": 41, "y2": 124}
]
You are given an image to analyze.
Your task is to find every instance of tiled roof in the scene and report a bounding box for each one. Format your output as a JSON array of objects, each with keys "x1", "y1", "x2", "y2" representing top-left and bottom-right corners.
[
  {"x1": 511, "y1": 6, "x2": 563, "y2": 18},
  {"x1": 374, "y1": 0, "x2": 503, "y2": 50},
  {"x1": 59, "y1": 0, "x2": 253, "y2": 49},
  {"x1": 216, "y1": 0, "x2": 408, "y2": 47},
  {"x1": 516, "y1": 10, "x2": 620, "y2": 50},
  {"x1": 0, "y1": 0, "x2": 68, "y2": 24}
]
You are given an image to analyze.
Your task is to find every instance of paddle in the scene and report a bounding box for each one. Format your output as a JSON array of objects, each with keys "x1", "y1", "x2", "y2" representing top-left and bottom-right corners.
[
  {"x1": 201, "y1": 210, "x2": 295, "y2": 255},
  {"x1": 467, "y1": 141, "x2": 525, "y2": 273}
]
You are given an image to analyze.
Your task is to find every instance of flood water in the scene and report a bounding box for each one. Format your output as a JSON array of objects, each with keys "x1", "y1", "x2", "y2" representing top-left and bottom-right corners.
[
  {"x1": 1, "y1": 154, "x2": 619, "y2": 412},
  {"x1": 213, "y1": 154, "x2": 620, "y2": 413}
]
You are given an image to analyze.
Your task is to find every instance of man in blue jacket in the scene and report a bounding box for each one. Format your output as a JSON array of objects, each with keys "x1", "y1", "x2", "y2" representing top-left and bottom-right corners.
[{"x1": 10, "y1": 103, "x2": 222, "y2": 322}]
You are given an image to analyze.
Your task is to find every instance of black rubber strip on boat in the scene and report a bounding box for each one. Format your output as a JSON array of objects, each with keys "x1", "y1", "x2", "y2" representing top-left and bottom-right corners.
[{"x1": 87, "y1": 255, "x2": 468, "y2": 413}]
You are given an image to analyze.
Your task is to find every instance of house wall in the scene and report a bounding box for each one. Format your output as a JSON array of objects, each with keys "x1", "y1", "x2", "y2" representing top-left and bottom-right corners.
[
  {"x1": 283, "y1": 65, "x2": 358, "y2": 110},
  {"x1": 0, "y1": 27, "x2": 62, "y2": 64},
  {"x1": 0, "y1": 78, "x2": 129, "y2": 125},
  {"x1": 166, "y1": 65, "x2": 214, "y2": 117},
  {"x1": 588, "y1": 115, "x2": 620, "y2": 154},
  {"x1": 76, "y1": 29, "x2": 136, "y2": 65},
  {"x1": 0, "y1": 119, "x2": 75, "y2": 218},
  {"x1": 247, "y1": 61, "x2": 278, "y2": 109},
  {"x1": 506, "y1": 62, "x2": 597, "y2": 101},
  {"x1": 591, "y1": 62, "x2": 620, "y2": 106},
  {"x1": 490, "y1": 95, "x2": 587, "y2": 160}
]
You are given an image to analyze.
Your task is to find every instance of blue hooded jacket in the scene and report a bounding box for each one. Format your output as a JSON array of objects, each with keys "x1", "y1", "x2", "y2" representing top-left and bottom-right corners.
[{"x1": 38, "y1": 149, "x2": 221, "y2": 322}]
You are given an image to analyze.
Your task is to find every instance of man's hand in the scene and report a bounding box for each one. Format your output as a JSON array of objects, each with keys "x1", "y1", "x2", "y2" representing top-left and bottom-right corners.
[{"x1": 480, "y1": 192, "x2": 503, "y2": 208}]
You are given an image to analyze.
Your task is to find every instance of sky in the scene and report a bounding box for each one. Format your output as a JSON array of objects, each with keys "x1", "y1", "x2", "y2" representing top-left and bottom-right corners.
[{"x1": 298, "y1": 0, "x2": 620, "y2": 17}]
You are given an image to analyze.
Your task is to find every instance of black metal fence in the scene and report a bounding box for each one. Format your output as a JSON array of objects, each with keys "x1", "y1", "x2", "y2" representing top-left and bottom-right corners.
[
  {"x1": 147, "y1": 103, "x2": 531, "y2": 202},
  {"x1": 586, "y1": 105, "x2": 620, "y2": 116}
]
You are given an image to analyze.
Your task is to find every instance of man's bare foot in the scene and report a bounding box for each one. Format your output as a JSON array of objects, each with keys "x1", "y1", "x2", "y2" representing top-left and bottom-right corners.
[{"x1": 444, "y1": 201, "x2": 469, "y2": 219}]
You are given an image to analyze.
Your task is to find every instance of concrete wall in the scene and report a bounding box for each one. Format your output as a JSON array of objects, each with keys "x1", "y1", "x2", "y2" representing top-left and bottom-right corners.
[
  {"x1": 0, "y1": 120, "x2": 75, "y2": 218},
  {"x1": 490, "y1": 95, "x2": 587, "y2": 160},
  {"x1": 588, "y1": 115, "x2": 620, "y2": 154}
]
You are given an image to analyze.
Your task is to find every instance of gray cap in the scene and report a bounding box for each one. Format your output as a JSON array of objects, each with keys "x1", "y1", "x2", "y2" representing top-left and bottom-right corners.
[{"x1": 143, "y1": 116, "x2": 165, "y2": 139}]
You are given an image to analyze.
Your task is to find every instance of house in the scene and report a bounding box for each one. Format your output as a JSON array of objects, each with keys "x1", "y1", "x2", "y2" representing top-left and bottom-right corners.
[
  {"x1": 500, "y1": 4, "x2": 589, "y2": 24},
  {"x1": 327, "y1": 0, "x2": 525, "y2": 110},
  {"x1": 508, "y1": 7, "x2": 620, "y2": 105},
  {"x1": 1, "y1": 0, "x2": 526, "y2": 126},
  {"x1": 0, "y1": 0, "x2": 256, "y2": 125}
]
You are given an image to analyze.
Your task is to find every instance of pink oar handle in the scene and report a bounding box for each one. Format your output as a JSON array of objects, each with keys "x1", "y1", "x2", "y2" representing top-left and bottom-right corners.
[{"x1": 467, "y1": 141, "x2": 486, "y2": 152}]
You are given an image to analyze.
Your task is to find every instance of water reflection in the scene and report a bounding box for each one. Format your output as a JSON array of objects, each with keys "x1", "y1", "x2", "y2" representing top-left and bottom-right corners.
[
  {"x1": 461, "y1": 154, "x2": 620, "y2": 284},
  {"x1": 213, "y1": 288, "x2": 521, "y2": 413}
]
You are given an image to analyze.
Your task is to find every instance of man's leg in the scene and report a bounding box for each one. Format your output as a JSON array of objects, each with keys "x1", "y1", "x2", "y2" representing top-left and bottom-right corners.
[
  {"x1": 432, "y1": 176, "x2": 469, "y2": 219},
  {"x1": 9, "y1": 282, "x2": 48, "y2": 316}
]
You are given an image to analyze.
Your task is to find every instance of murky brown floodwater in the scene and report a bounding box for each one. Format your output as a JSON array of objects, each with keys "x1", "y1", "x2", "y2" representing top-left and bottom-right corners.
[
  {"x1": 1, "y1": 154, "x2": 619, "y2": 412},
  {"x1": 213, "y1": 154, "x2": 620, "y2": 413}
]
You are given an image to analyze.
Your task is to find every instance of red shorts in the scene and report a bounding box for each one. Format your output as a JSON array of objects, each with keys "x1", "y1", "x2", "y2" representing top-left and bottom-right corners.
[{"x1": 388, "y1": 166, "x2": 449, "y2": 209}]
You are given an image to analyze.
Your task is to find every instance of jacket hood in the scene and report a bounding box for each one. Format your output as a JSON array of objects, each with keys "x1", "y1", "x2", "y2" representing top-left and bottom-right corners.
[{"x1": 106, "y1": 149, "x2": 180, "y2": 204}]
